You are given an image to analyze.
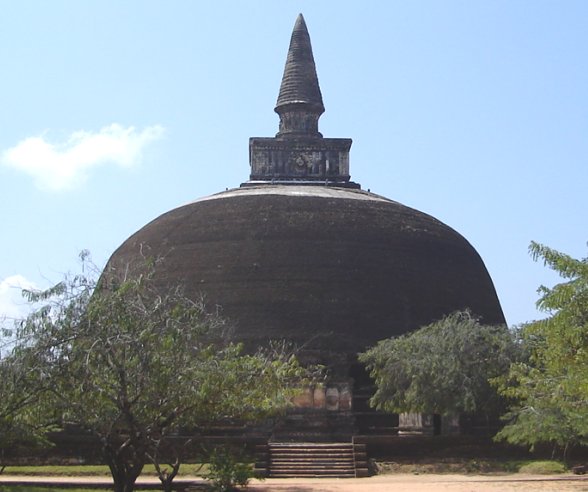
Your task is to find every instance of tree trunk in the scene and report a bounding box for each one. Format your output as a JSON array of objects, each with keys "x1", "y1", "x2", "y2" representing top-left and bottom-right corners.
[
  {"x1": 563, "y1": 442, "x2": 572, "y2": 466},
  {"x1": 108, "y1": 460, "x2": 144, "y2": 492},
  {"x1": 157, "y1": 462, "x2": 180, "y2": 492},
  {"x1": 103, "y1": 440, "x2": 145, "y2": 492},
  {"x1": 148, "y1": 448, "x2": 181, "y2": 492}
]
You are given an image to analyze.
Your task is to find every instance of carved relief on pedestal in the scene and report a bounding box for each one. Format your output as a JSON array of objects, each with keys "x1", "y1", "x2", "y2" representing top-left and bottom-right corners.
[
  {"x1": 339, "y1": 385, "x2": 352, "y2": 411},
  {"x1": 292, "y1": 387, "x2": 314, "y2": 408},
  {"x1": 247, "y1": 137, "x2": 354, "y2": 185},
  {"x1": 313, "y1": 385, "x2": 326, "y2": 409},
  {"x1": 291, "y1": 383, "x2": 353, "y2": 412},
  {"x1": 325, "y1": 387, "x2": 340, "y2": 411}
]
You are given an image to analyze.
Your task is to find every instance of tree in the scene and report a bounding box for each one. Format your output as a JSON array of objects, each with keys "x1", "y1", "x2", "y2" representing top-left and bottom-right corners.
[
  {"x1": 494, "y1": 242, "x2": 588, "y2": 460},
  {"x1": 358, "y1": 311, "x2": 519, "y2": 420},
  {"x1": 18, "y1": 253, "x2": 309, "y2": 492},
  {"x1": 0, "y1": 348, "x2": 55, "y2": 472}
]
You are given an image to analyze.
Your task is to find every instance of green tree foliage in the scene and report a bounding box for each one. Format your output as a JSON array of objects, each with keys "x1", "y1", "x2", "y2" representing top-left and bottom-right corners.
[
  {"x1": 16, "y1": 252, "x2": 310, "y2": 492},
  {"x1": 359, "y1": 311, "x2": 519, "y2": 418},
  {"x1": 494, "y1": 242, "x2": 588, "y2": 459},
  {"x1": 0, "y1": 348, "x2": 55, "y2": 472}
]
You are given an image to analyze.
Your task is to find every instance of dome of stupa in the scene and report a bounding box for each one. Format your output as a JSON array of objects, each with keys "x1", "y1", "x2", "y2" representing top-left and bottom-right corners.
[
  {"x1": 107, "y1": 186, "x2": 504, "y2": 359},
  {"x1": 105, "y1": 13, "x2": 505, "y2": 379}
]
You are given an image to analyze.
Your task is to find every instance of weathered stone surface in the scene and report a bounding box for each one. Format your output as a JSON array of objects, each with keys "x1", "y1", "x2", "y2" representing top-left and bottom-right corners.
[
  {"x1": 313, "y1": 386, "x2": 326, "y2": 409},
  {"x1": 339, "y1": 385, "x2": 352, "y2": 411},
  {"x1": 244, "y1": 13, "x2": 358, "y2": 189},
  {"x1": 248, "y1": 136, "x2": 353, "y2": 185},
  {"x1": 325, "y1": 387, "x2": 340, "y2": 411},
  {"x1": 103, "y1": 14, "x2": 506, "y2": 442},
  {"x1": 275, "y1": 13, "x2": 324, "y2": 138},
  {"x1": 292, "y1": 387, "x2": 314, "y2": 408},
  {"x1": 398, "y1": 413, "x2": 435, "y2": 436},
  {"x1": 106, "y1": 185, "x2": 505, "y2": 370}
]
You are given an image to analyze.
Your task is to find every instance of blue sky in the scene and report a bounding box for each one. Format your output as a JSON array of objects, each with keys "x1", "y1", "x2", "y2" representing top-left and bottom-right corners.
[{"x1": 0, "y1": 1, "x2": 586, "y2": 327}]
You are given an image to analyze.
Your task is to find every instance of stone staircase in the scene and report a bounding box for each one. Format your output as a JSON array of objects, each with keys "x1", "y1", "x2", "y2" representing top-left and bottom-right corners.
[{"x1": 256, "y1": 442, "x2": 369, "y2": 478}]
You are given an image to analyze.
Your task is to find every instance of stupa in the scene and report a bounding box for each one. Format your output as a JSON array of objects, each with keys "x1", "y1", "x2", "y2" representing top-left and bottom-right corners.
[{"x1": 105, "y1": 14, "x2": 505, "y2": 440}]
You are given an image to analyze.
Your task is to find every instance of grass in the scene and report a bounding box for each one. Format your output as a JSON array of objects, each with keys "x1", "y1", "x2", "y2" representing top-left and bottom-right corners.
[
  {"x1": 517, "y1": 460, "x2": 567, "y2": 474},
  {"x1": 0, "y1": 459, "x2": 567, "y2": 479},
  {"x1": 2, "y1": 466, "x2": 109, "y2": 477},
  {"x1": 0, "y1": 488, "x2": 102, "y2": 492},
  {"x1": 375, "y1": 458, "x2": 568, "y2": 475},
  {"x1": 1, "y1": 464, "x2": 208, "y2": 477}
]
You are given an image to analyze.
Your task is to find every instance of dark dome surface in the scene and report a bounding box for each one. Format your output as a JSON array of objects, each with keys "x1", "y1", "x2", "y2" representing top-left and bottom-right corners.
[{"x1": 106, "y1": 185, "x2": 505, "y2": 358}]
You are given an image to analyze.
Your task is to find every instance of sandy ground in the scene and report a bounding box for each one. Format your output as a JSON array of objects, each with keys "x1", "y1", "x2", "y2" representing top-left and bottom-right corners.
[
  {"x1": 248, "y1": 474, "x2": 588, "y2": 491},
  {"x1": 2, "y1": 474, "x2": 588, "y2": 491}
]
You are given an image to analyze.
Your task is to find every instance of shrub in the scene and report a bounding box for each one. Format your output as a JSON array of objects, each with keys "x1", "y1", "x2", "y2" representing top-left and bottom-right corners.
[
  {"x1": 518, "y1": 460, "x2": 566, "y2": 474},
  {"x1": 203, "y1": 448, "x2": 256, "y2": 491}
]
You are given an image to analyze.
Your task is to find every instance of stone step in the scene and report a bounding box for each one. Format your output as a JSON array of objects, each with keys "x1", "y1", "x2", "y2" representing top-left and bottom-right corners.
[
  {"x1": 271, "y1": 457, "x2": 354, "y2": 462},
  {"x1": 270, "y1": 442, "x2": 355, "y2": 447},
  {"x1": 271, "y1": 472, "x2": 356, "y2": 478},
  {"x1": 269, "y1": 442, "x2": 353, "y2": 450},
  {"x1": 270, "y1": 465, "x2": 355, "y2": 471},
  {"x1": 265, "y1": 441, "x2": 365, "y2": 478},
  {"x1": 272, "y1": 455, "x2": 354, "y2": 460},
  {"x1": 272, "y1": 464, "x2": 354, "y2": 468},
  {"x1": 270, "y1": 450, "x2": 354, "y2": 455},
  {"x1": 271, "y1": 472, "x2": 356, "y2": 476},
  {"x1": 272, "y1": 460, "x2": 354, "y2": 466},
  {"x1": 271, "y1": 448, "x2": 354, "y2": 452}
]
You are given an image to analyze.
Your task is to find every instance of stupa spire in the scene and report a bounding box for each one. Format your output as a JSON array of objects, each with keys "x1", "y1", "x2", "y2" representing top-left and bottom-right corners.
[
  {"x1": 275, "y1": 13, "x2": 325, "y2": 137},
  {"x1": 244, "y1": 14, "x2": 358, "y2": 189}
]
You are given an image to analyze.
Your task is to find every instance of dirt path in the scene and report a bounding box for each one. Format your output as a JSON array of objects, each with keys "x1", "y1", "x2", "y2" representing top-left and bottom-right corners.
[
  {"x1": 2, "y1": 474, "x2": 588, "y2": 491},
  {"x1": 249, "y1": 474, "x2": 588, "y2": 492}
]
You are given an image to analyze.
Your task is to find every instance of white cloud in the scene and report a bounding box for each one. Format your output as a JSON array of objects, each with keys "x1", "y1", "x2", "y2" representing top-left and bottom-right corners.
[
  {"x1": 0, "y1": 275, "x2": 37, "y2": 323},
  {"x1": 1, "y1": 124, "x2": 165, "y2": 191}
]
